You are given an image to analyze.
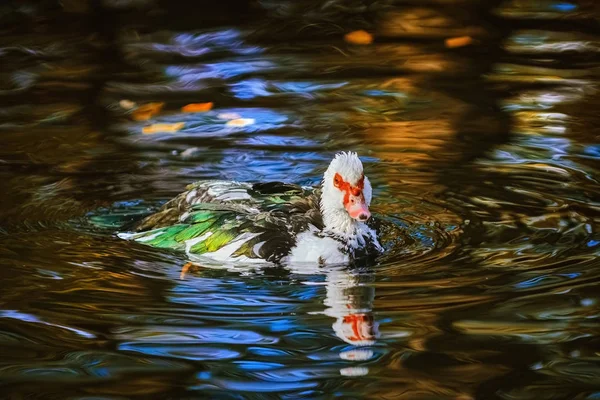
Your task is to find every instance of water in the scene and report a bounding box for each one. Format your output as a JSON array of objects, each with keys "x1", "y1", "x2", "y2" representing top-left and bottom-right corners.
[{"x1": 1, "y1": 0, "x2": 599, "y2": 398}]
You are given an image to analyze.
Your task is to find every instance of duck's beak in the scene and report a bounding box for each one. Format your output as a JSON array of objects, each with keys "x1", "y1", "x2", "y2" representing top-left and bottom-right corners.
[{"x1": 345, "y1": 193, "x2": 371, "y2": 222}]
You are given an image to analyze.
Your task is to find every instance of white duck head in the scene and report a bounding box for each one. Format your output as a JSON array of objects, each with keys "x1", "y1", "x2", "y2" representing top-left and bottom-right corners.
[{"x1": 321, "y1": 152, "x2": 373, "y2": 235}]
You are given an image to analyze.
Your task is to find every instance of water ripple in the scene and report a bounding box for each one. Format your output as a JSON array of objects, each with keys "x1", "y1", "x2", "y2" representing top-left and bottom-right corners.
[
  {"x1": 1, "y1": 1, "x2": 599, "y2": 399},
  {"x1": 113, "y1": 326, "x2": 279, "y2": 345}
]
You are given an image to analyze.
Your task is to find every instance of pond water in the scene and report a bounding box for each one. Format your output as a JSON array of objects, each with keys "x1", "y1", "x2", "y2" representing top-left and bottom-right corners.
[{"x1": 1, "y1": 0, "x2": 599, "y2": 399}]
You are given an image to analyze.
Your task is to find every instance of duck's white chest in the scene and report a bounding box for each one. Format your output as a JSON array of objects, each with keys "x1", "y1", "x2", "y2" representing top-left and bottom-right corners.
[{"x1": 285, "y1": 231, "x2": 349, "y2": 265}]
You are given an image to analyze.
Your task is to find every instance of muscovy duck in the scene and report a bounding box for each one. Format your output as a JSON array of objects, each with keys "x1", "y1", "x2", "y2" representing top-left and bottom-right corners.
[{"x1": 119, "y1": 152, "x2": 383, "y2": 265}]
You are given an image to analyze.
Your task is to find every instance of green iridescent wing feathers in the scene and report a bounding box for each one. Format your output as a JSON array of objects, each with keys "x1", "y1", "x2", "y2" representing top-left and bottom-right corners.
[{"x1": 123, "y1": 181, "x2": 323, "y2": 262}]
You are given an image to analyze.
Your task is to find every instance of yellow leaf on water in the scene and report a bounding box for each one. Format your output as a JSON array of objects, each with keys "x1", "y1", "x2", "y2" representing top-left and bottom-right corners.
[
  {"x1": 344, "y1": 30, "x2": 373, "y2": 45},
  {"x1": 182, "y1": 102, "x2": 213, "y2": 112},
  {"x1": 225, "y1": 118, "x2": 255, "y2": 127},
  {"x1": 131, "y1": 102, "x2": 165, "y2": 121},
  {"x1": 142, "y1": 122, "x2": 185, "y2": 134},
  {"x1": 132, "y1": 111, "x2": 151, "y2": 121},
  {"x1": 445, "y1": 36, "x2": 473, "y2": 48}
]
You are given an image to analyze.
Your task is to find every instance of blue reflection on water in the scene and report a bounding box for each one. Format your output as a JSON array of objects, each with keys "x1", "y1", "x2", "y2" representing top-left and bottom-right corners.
[
  {"x1": 118, "y1": 343, "x2": 241, "y2": 361},
  {"x1": 239, "y1": 136, "x2": 316, "y2": 148},
  {"x1": 0, "y1": 310, "x2": 95, "y2": 338},
  {"x1": 233, "y1": 361, "x2": 284, "y2": 371},
  {"x1": 274, "y1": 81, "x2": 347, "y2": 93},
  {"x1": 583, "y1": 145, "x2": 600, "y2": 158},
  {"x1": 230, "y1": 79, "x2": 271, "y2": 100},
  {"x1": 166, "y1": 60, "x2": 279, "y2": 81},
  {"x1": 493, "y1": 136, "x2": 574, "y2": 167},
  {"x1": 230, "y1": 79, "x2": 347, "y2": 100},
  {"x1": 515, "y1": 275, "x2": 550, "y2": 288},
  {"x1": 201, "y1": 149, "x2": 329, "y2": 182},
  {"x1": 558, "y1": 273, "x2": 581, "y2": 279},
  {"x1": 549, "y1": 2, "x2": 577, "y2": 12},
  {"x1": 515, "y1": 272, "x2": 581, "y2": 289},
  {"x1": 267, "y1": 318, "x2": 299, "y2": 333},
  {"x1": 361, "y1": 89, "x2": 407, "y2": 99},
  {"x1": 194, "y1": 376, "x2": 318, "y2": 392},
  {"x1": 172, "y1": 30, "x2": 263, "y2": 56},
  {"x1": 248, "y1": 347, "x2": 290, "y2": 357},
  {"x1": 126, "y1": 107, "x2": 295, "y2": 140},
  {"x1": 91, "y1": 367, "x2": 110, "y2": 378}
]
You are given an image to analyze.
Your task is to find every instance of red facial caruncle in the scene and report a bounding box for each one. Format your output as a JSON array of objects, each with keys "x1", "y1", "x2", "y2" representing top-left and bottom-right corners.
[
  {"x1": 333, "y1": 173, "x2": 370, "y2": 221},
  {"x1": 342, "y1": 313, "x2": 376, "y2": 343}
]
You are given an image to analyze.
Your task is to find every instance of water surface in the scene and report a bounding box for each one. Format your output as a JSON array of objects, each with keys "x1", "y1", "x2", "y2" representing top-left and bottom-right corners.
[{"x1": 1, "y1": 0, "x2": 599, "y2": 399}]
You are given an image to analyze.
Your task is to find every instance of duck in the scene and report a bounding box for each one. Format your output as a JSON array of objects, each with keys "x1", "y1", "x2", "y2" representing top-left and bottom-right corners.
[{"x1": 118, "y1": 152, "x2": 383, "y2": 265}]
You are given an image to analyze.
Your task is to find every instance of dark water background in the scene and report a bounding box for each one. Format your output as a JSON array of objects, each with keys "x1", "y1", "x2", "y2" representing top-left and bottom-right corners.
[{"x1": 1, "y1": 0, "x2": 600, "y2": 398}]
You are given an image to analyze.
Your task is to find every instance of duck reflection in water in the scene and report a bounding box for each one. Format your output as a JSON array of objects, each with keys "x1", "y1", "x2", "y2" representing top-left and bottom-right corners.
[
  {"x1": 318, "y1": 266, "x2": 378, "y2": 347},
  {"x1": 180, "y1": 262, "x2": 378, "y2": 361}
]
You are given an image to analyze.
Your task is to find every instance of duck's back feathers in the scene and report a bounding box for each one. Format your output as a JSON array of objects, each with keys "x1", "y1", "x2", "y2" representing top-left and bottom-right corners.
[{"x1": 123, "y1": 181, "x2": 323, "y2": 263}]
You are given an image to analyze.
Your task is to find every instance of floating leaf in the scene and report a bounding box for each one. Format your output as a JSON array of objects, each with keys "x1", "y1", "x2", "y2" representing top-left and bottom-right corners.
[
  {"x1": 445, "y1": 36, "x2": 473, "y2": 48},
  {"x1": 345, "y1": 30, "x2": 373, "y2": 45},
  {"x1": 120, "y1": 99, "x2": 136, "y2": 110},
  {"x1": 182, "y1": 102, "x2": 213, "y2": 113},
  {"x1": 132, "y1": 102, "x2": 165, "y2": 121},
  {"x1": 142, "y1": 122, "x2": 185, "y2": 134},
  {"x1": 226, "y1": 118, "x2": 255, "y2": 127}
]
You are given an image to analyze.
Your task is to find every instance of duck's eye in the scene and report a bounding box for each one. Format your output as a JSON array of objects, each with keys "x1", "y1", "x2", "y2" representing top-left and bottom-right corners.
[{"x1": 333, "y1": 174, "x2": 342, "y2": 188}]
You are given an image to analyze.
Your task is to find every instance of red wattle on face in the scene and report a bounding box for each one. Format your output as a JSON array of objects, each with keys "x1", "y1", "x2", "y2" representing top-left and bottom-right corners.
[{"x1": 334, "y1": 173, "x2": 371, "y2": 221}]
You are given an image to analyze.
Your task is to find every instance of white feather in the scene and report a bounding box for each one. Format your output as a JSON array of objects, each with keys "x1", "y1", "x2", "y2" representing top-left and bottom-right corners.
[
  {"x1": 185, "y1": 189, "x2": 198, "y2": 203},
  {"x1": 129, "y1": 231, "x2": 163, "y2": 242},
  {"x1": 184, "y1": 232, "x2": 213, "y2": 253},
  {"x1": 215, "y1": 190, "x2": 252, "y2": 201},
  {"x1": 285, "y1": 232, "x2": 349, "y2": 264},
  {"x1": 252, "y1": 241, "x2": 266, "y2": 257}
]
